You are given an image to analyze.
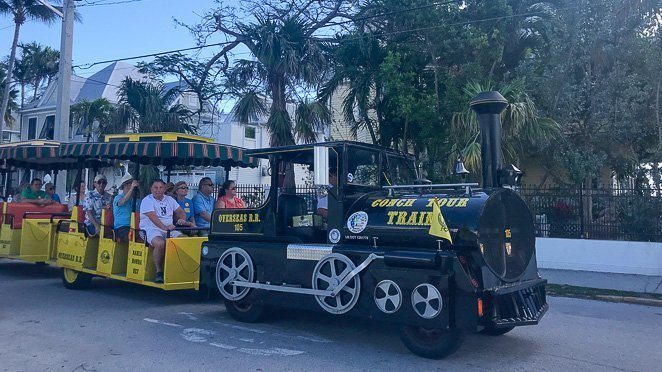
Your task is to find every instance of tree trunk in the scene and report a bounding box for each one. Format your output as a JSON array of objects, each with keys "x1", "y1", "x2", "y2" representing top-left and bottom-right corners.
[
  {"x1": 20, "y1": 83, "x2": 24, "y2": 108},
  {"x1": 33, "y1": 79, "x2": 40, "y2": 102},
  {"x1": 655, "y1": 79, "x2": 661, "y2": 195},
  {"x1": 361, "y1": 110, "x2": 377, "y2": 144},
  {"x1": 402, "y1": 117, "x2": 409, "y2": 154},
  {"x1": 0, "y1": 22, "x2": 21, "y2": 128},
  {"x1": 269, "y1": 76, "x2": 296, "y2": 190}
]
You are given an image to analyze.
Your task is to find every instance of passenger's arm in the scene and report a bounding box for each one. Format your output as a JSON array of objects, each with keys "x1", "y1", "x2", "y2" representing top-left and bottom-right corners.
[
  {"x1": 194, "y1": 197, "x2": 212, "y2": 222},
  {"x1": 145, "y1": 211, "x2": 174, "y2": 231},
  {"x1": 174, "y1": 207, "x2": 192, "y2": 227},
  {"x1": 86, "y1": 210, "x2": 100, "y2": 231},
  {"x1": 117, "y1": 181, "x2": 139, "y2": 206}
]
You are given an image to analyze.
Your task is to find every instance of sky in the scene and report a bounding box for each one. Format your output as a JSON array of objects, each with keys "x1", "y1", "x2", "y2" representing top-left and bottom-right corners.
[{"x1": 0, "y1": 0, "x2": 238, "y2": 78}]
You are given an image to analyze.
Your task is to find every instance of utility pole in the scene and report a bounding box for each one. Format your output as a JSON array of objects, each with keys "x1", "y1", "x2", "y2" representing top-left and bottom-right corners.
[{"x1": 54, "y1": 0, "x2": 75, "y2": 197}]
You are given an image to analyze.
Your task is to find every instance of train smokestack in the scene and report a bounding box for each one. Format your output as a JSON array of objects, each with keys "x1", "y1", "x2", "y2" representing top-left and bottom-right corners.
[{"x1": 470, "y1": 91, "x2": 509, "y2": 188}]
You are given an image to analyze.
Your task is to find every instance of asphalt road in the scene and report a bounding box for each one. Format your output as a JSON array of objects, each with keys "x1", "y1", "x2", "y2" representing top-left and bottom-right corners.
[{"x1": 1, "y1": 259, "x2": 661, "y2": 372}]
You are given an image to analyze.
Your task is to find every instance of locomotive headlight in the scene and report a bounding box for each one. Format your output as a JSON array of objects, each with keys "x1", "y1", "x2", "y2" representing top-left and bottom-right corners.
[
  {"x1": 505, "y1": 242, "x2": 512, "y2": 256},
  {"x1": 202, "y1": 246, "x2": 209, "y2": 256}
]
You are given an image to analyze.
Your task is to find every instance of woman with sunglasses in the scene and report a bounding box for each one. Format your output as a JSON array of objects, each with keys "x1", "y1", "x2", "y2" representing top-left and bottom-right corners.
[
  {"x1": 44, "y1": 182, "x2": 61, "y2": 203},
  {"x1": 215, "y1": 180, "x2": 245, "y2": 209},
  {"x1": 173, "y1": 181, "x2": 197, "y2": 233}
]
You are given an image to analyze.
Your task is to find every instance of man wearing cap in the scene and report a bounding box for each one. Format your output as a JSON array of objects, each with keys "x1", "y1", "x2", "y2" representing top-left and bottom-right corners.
[
  {"x1": 113, "y1": 174, "x2": 140, "y2": 243},
  {"x1": 83, "y1": 174, "x2": 112, "y2": 237}
]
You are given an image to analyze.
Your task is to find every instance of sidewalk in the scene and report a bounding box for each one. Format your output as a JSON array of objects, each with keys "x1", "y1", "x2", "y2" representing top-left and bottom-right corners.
[{"x1": 540, "y1": 268, "x2": 662, "y2": 295}]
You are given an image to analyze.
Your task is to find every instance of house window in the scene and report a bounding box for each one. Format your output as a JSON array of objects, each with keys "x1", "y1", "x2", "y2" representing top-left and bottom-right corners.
[
  {"x1": 38, "y1": 115, "x2": 55, "y2": 140},
  {"x1": 2, "y1": 132, "x2": 10, "y2": 143},
  {"x1": 244, "y1": 126, "x2": 256, "y2": 140},
  {"x1": 27, "y1": 117, "x2": 37, "y2": 140}
]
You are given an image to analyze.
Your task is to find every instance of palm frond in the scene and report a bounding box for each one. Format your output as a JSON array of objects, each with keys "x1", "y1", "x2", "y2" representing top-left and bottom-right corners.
[
  {"x1": 267, "y1": 107, "x2": 295, "y2": 146},
  {"x1": 294, "y1": 100, "x2": 330, "y2": 143},
  {"x1": 231, "y1": 91, "x2": 268, "y2": 124}
]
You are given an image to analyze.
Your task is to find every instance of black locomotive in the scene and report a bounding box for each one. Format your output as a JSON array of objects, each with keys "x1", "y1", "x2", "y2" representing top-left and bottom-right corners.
[{"x1": 200, "y1": 92, "x2": 548, "y2": 359}]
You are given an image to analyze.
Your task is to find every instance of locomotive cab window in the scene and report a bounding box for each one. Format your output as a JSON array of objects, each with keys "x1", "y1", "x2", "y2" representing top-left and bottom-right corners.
[
  {"x1": 345, "y1": 147, "x2": 380, "y2": 188},
  {"x1": 385, "y1": 154, "x2": 417, "y2": 185}
]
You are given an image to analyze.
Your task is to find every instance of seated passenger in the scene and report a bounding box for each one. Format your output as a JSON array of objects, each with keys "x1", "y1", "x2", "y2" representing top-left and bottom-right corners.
[
  {"x1": 113, "y1": 174, "x2": 140, "y2": 243},
  {"x1": 316, "y1": 169, "x2": 338, "y2": 220},
  {"x1": 21, "y1": 178, "x2": 53, "y2": 206},
  {"x1": 193, "y1": 177, "x2": 215, "y2": 236},
  {"x1": 165, "y1": 182, "x2": 176, "y2": 198},
  {"x1": 140, "y1": 179, "x2": 185, "y2": 284},
  {"x1": 67, "y1": 181, "x2": 86, "y2": 211},
  {"x1": 44, "y1": 182, "x2": 61, "y2": 203},
  {"x1": 83, "y1": 175, "x2": 112, "y2": 237},
  {"x1": 173, "y1": 181, "x2": 197, "y2": 234},
  {"x1": 215, "y1": 180, "x2": 245, "y2": 209}
]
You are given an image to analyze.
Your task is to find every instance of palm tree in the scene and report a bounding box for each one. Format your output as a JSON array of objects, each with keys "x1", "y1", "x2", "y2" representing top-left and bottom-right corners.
[
  {"x1": 451, "y1": 80, "x2": 560, "y2": 172},
  {"x1": 13, "y1": 42, "x2": 59, "y2": 106},
  {"x1": 0, "y1": 65, "x2": 19, "y2": 130},
  {"x1": 115, "y1": 77, "x2": 195, "y2": 134},
  {"x1": 228, "y1": 16, "x2": 331, "y2": 147},
  {"x1": 0, "y1": 0, "x2": 61, "y2": 127},
  {"x1": 12, "y1": 52, "x2": 28, "y2": 107},
  {"x1": 69, "y1": 98, "x2": 114, "y2": 142},
  {"x1": 321, "y1": 34, "x2": 385, "y2": 144}
]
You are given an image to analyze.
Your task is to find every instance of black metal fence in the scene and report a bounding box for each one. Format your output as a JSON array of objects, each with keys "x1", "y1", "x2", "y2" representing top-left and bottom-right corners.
[
  {"x1": 519, "y1": 185, "x2": 662, "y2": 242},
  {"x1": 232, "y1": 184, "x2": 318, "y2": 211}
]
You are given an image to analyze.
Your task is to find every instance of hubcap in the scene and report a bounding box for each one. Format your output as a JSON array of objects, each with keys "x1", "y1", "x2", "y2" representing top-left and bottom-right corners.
[
  {"x1": 215, "y1": 248, "x2": 254, "y2": 301},
  {"x1": 312, "y1": 253, "x2": 361, "y2": 314},
  {"x1": 63, "y1": 268, "x2": 78, "y2": 283}
]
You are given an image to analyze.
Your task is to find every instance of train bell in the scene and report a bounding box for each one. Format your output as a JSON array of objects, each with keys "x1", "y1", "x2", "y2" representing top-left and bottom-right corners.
[{"x1": 454, "y1": 158, "x2": 470, "y2": 178}]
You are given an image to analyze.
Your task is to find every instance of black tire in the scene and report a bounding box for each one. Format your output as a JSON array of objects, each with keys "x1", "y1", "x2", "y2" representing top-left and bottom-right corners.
[
  {"x1": 480, "y1": 326, "x2": 515, "y2": 336},
  {"x1": 224, "y1": 299, "x2": 266, "y2": 323},
  {"x1": 61, "y1": 268, "x2": 92, "y2": 290},
  {"x1": 399, "y1": 326, "x2": 464, "y2": 359}
]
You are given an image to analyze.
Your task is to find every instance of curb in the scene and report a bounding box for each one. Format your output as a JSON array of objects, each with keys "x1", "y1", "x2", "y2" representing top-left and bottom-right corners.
[
  {"x1": 546, "y1": 284, "x2": 662, "y2": 307},
  {"x1": 594, "y1": 295, "x2": 662, "y2": 307}
]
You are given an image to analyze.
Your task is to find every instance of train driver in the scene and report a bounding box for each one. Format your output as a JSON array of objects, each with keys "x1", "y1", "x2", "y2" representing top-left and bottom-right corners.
[
  {"x1": 316, "y1": 168, "x2": 338, "y2": 220},
  {"x1": 140, "y1": 179, "x2": 185, "y2": 284}
]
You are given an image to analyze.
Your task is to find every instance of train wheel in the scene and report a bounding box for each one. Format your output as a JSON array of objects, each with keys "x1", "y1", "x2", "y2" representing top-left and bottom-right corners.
[
  {"x1": 224, "y1": 299, "x2": 266, "y2": 323},
  {"x1": 399, "y1": 326, "x2": 464, "y2": 359},
  {"x1": 61, "y1": 268, "x2": 92, "y2": 290},
  {"x1": 480, "y1": 326, "x2": 514, "y2": 336}
]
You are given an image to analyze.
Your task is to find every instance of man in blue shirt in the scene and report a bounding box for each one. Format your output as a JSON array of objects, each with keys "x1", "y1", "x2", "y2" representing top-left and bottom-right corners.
[
  {"x1": 192, "y1": 177, "x2": 214, "y2": 236},
  {"x1": 113, "y1": 174, "x2": 139, "y2": 243}
]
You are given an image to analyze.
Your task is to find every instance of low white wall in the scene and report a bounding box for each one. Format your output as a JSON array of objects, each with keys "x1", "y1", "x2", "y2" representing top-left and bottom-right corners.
[{"x1": 536, "y1": 238, "x2": 662, "y2": 276}]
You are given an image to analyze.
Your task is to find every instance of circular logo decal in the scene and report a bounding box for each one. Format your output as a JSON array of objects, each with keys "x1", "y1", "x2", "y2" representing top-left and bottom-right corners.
[
  {"x1": 100, "y1": 250, "x2": 111, "y2": 264},
  {"x1": 346, "y1": 211, "x2": 368, "y2": 234},
  {"x1": 329, "y1": 229, "x2": 341, "y2": 244},
  {"x1": 347, "y1": 173, "x2": 354, "y2": 183}
]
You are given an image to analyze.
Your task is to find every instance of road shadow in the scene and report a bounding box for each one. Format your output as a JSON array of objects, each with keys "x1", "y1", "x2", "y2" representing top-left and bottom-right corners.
[
  {"x1": 189, "y1": 304, "x2": 541, "y2": 362},
  {"x1": 0, "y1": 259, "x2": 61, "y2": 280}
]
